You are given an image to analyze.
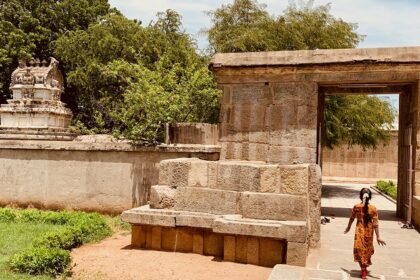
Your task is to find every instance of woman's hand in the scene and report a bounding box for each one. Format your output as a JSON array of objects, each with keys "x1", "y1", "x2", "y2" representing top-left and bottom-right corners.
[
  {"x1": 377, "y1": 238, "x2": 386, "y2": 246},
  {"x1": 344, "y1": 226, "x2": 350, "y2": 234}
]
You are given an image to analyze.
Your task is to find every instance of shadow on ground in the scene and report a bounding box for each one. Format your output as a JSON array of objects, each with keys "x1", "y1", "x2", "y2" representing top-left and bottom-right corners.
[{"x1": 321, "y1": 206, "x2": 398, "y2": 221}]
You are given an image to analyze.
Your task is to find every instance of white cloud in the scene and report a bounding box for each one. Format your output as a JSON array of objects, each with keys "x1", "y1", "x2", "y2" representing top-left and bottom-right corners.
[{"x1": 109, "y1": 0, "x2": 420, "y2": 50}]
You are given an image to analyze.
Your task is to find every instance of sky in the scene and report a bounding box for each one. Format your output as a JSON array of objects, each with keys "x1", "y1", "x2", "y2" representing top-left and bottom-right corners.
[
  {"x1": 108, "y1": 0, "x2": 416, "y2": 112},
  {"x1": 108, "y1": 0, "x2": 420, "y2": 51}
]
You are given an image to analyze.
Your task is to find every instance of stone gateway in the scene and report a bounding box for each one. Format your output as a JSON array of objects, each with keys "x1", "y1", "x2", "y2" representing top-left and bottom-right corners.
[{"x1": 122, "y1": 47, "x2": 420, "y2": 267}]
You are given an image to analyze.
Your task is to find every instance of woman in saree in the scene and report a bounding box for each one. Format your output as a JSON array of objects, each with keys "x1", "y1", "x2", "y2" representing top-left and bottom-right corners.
[{"x1": 344, "y1": 188, "x2": 387, "y2": 279}]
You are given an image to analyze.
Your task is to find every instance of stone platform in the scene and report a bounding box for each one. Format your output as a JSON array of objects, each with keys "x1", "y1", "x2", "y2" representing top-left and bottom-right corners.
[{"x1": 122, "y1": 158, "x2": 321, "y2": 267}]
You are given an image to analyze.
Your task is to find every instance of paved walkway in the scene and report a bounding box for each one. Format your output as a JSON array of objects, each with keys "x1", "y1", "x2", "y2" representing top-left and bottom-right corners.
[{"x1": 306, "y1": 183, "x2": 420, "y2": 279}]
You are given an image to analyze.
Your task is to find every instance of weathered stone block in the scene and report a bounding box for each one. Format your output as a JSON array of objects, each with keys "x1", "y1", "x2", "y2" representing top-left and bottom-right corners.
[
  {"x1": 259, "y1": 165, "x2": 281, "y2": 193},
  {"x1": 149, "y1": 185, "x2": 176, "y2": 209},
  {"x1": 231, "y1": 84, "x2": 272, "y2": 105},
  {"x1": 224, "y1": 236, "x2": 236, "y2": 262},
  {"x1": 286, "y1": 242, "x2": 308, "y2": 267},
  {"x1": 265, "y1": 104, "x2": 298, "y2": 130},
  {"x1": 121, "y1": 210, "x2": 176, "y2": 227},
  {"x1": 151, "y1": 226, "x2": 162, "y2": 250},
  {"x1": 161, "y1": 227, "x2": 177, "y2": 251},
  {"x1": 175, "y1": 213, "x2": 214, "y2": 229},
  {"x1": 221, "y1": 142, "x2": 244, "y2": 160},
  {"x1": 158, "y1": 158, "x2": 193, "y2": 187},
  {"x1": 216, "y1": 161, "x2": 260, "y2": 192},
  {"x1": 268, "y1": 146, "x2": 316, "y2": 164},
  {"x1": 145, "y1": 226, "x2": 152, "y2": 249},
  {"x1": 247, "y1": 237, "x2": 260, "y2": 265},
  {"x1": 259, "y1": 238, "x2": 284, "y2": 267},
  {"x1": 174, "y1": 187, "x2": 239, "y2": 215},
  {"x1": 308, "y1": 164, "x2": 322, "y2": 248},
  {"x1": 236, "y1": 236, "x2": 248, "y2": 263},
  {"x1": 213, "y1": 216, "x2": 308, "y2": 242},
  {"x1": 193, "y1": 230, "x2": 204, "y2": 254},
  {"x1": 176, "y1": 227, "x2": 193, "y2": 252},
  {"x1": 132, "y1": 225, "x2": 146, "y2": 248},
  {"x1": 220, "y1": 124, "x2": 249, "y2": 142},
  {"x1": 232, "y1": 104, "x2": 267, "y2": 132},
  {"x1": 279, "y1": 165, "x2": 309, "y2": 195},
  {"x1": 188, "y1": 160, "x2": 210, "y2": 187},
  {"x1": 297, "y1": 105, "x2": 317, "y2": 129},
  {"x1": 247, "y1": 142, "x2": 269, "y2": 161},
  {"x1": 203, "y1": 232, "x2": 223, "y2": 257},
  {"x1": 249, "y1": 131, "x2": 269, "y2": 144},
  {"x1": 239, "y1": 192, "x2": 307, "y2": 221},
  {"x1": 269, "y1": 128, "x2": 316, "y2": 149}
]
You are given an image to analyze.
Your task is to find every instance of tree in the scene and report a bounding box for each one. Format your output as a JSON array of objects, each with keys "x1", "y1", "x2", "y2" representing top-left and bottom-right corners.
[
  {"x1": 0, "y1": 0, "x2": 112, "y2": 103},
  {"x1": 54, "y1": 10, "x2": 220, "y2": 142},
  {"x1": 324, "y1": 95, "x2": 395, "y2": 149},
  {"x1": 206, "y1": 0, "x2": 395, "y2": 149}
]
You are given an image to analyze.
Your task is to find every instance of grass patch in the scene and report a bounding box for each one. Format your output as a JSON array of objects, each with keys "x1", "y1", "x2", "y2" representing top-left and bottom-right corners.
[
  {"x1": 0, "y1": 222, "x2": 64, "y2": 280},
  {"x1": 375, "y1": 180, "x2": 397, "y2": 200},
  {"x1": 0, "y1": 208, "x2": 117, "y2": 278}
]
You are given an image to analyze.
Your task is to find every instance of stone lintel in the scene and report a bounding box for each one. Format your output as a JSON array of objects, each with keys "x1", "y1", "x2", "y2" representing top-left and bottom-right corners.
[{"x1": 210, "y1": 46, "x2": 420, "y2": 68}]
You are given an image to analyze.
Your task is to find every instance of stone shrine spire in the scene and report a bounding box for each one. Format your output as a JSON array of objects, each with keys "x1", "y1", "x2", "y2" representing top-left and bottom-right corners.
[{"x1": 0, "y1": 57, "x2": 74, "y2": 140}]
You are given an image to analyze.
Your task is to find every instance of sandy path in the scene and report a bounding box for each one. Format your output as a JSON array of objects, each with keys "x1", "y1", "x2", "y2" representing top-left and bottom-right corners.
[{"x1": 70, "y1": 232, "x2": 272, "y2": 280}]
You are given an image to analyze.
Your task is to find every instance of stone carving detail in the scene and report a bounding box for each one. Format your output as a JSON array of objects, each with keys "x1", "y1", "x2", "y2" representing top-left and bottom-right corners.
[{"x1": 0, "y1": 57, "x2": 74, "y2": 140}]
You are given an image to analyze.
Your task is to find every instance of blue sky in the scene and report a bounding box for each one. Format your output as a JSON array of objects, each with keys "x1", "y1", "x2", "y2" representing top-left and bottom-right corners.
[
  {"x1": 108, "y1": 0, "x2": 416, "y2": 112},
  {"x1": 108, "y1": 0, "x2": 420, "y2": 51}
]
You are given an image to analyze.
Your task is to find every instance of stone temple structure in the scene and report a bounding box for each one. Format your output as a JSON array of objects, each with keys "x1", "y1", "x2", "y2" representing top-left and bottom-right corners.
[
  {"x1": 122, "y1": 47, "x2": 420, "y2": 268},
  {"x1": 0, "y1": 58, "x2": 73, "y2": 140}
]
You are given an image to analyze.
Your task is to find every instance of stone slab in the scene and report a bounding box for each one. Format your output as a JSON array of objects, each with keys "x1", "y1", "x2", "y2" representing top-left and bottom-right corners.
[
  {"x1": 121, "y1": 210, "x2": 176, "y2": 227},
  {"x1": 259, "y1": 238, "x2": 284, "y2": 267},
  {"x1": 213, "y1": 215, "x2": 307, "y2": 242},
  {"x1": 239, "y1": 192, "x2": 308, "y2": 221},
  {"x1": 174, "y1": 187, "x2": 239, "y2": 215},
  {"x1": 268, "y1": 265, "x2": 305, "y2": 280}
]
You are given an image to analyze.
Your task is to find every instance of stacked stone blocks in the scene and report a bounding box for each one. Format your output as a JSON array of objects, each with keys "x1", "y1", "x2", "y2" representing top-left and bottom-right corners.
[
  {"x1": 219, "y1": 82, "x2": 318, "y2": 164},
  {"x1": 122, "y1": 158, "x2": 321, "y2": 267}
]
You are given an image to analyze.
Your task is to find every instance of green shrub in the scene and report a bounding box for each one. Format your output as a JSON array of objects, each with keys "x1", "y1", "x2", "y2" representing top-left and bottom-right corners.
[
  {"x1": 1, "y1": 208, "x2": 112, "y2": 277},
  {"x1": 33, "y1": 227, "x2": 84, "y2": 250},
  {"x1": 9, "y1": 247, "x2": 70, "y2": 276},
  {"x1": 0, "y1": 208, "x2": 17, "y2": 222},
  {"x1": 375, "y1": 180, "x2": 397, "y2": 199}
]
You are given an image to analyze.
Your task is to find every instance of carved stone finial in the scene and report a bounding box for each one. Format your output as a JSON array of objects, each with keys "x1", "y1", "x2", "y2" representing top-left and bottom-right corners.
[
  {"x1": 29, "y1": 59, "x2": 35, "y2": 67},
  {"x1": 49, "y1": 57, "x2": 59, "y2": 67},
  {"x1": 41, "y1": 59, "x2": 47, "y2": 67},
  {"x1": 35, "y1": 59, "x2": 40, "y2": 67},
  {"x1": 18, "y1": 60, "x2": 26, "y2": 68}
]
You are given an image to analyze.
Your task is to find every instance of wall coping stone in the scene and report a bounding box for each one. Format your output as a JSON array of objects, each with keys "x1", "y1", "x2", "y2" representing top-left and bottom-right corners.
[
  {"x1": 0, "y1": 139, "x2": 221, "y2": 153},
  {"x1": 210, "y1": 46, "x2": 420, "y2": 68}
]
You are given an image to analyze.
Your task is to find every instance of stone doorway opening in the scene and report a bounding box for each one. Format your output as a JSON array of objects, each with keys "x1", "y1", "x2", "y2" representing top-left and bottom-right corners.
[{"x1": 317, "y1": 84, "x2": 417, "y2": 223}]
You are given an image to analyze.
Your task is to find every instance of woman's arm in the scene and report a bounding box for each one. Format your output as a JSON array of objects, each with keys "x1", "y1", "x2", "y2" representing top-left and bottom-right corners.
[
  {"x1": 374, "y1": 225, "x2": 386, "y2": 245},
  {"x1": 344, "y1": 217, "x2": 354, "y2": 234}
]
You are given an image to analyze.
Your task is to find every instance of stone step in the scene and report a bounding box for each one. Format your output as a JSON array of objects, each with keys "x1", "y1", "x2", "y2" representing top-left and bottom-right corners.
[
  {"x1": 158, "y1": 158, "x2": 311, "y2": 194},
  {"x1": 149, "y1": 184, "x2": 308, "y2": 219}
]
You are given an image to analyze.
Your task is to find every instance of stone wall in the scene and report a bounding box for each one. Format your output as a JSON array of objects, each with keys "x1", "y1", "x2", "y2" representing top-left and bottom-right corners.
[
  {"x1": 322, "y1": 132, "x2": 398, "y2": 182},
  {"x1": 0, "y1": 139, "x2": 219, "y2": 214},
  {"x1": 219, "y1": 82, "x2": 318, "y2": 164},
  {"x1": 165, "y1": 123, "x2": 219, "y2": 145}
]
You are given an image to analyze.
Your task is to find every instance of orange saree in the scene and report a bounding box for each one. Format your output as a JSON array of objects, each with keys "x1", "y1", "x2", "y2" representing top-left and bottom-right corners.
[{"x1": 351, "y1": 203, "x2": 379, "y2": 266}]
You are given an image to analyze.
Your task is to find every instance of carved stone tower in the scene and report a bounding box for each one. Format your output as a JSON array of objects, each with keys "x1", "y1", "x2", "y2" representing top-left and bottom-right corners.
[{"x1": 0, "y1": 58, "x2": 74, "y2": 140}]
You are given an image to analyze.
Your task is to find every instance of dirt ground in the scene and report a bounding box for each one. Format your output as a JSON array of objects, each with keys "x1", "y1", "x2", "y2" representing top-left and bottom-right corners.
[{"x1": 70, "y1": 232, "x2": 272, "y2": 280}]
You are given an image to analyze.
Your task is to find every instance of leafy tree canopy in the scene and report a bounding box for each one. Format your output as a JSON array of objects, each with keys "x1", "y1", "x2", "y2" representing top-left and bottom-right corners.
[
  {"x1": 54, "y1": 11, "x2": 220, "y2": 142},
  {"x1": 206, "y1": 0, "x2": 395, "y2": 149},
  {"x1": 324, "y1": 95, "x2": 395, "y2": 149},
  {"x1": 0, "y1": 0, "x2": 112, "y2": 103}
]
